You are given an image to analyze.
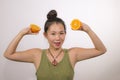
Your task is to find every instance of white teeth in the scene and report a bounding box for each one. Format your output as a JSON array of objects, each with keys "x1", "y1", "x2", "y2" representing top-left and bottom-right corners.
[{"x1": 54, "y1": 41, "x2": 60, "y2": 43}]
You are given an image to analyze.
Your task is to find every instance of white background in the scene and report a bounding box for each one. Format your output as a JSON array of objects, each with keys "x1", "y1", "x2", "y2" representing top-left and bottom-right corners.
[{"x1": 0, "y1": 0, "x2": 120, "y2": 80}]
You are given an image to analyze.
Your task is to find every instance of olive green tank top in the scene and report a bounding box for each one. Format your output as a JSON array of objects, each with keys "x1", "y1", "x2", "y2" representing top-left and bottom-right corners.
[{"x1": 36, "y1": 49, "x2": 74, "y2": 80}]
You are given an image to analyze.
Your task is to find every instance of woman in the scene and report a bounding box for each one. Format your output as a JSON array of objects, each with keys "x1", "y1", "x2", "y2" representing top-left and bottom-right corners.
[{"x1": 4, "y1": 10, "x2": 106, "y2": 80}]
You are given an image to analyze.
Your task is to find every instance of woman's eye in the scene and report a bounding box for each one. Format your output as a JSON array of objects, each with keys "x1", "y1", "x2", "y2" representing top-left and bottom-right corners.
[
  {"x1": 60, "y1": 32, "x2": 63, "y2": 34},
  {"x1": 60, "y1": 32, "x2": 65, "y2": 35},
  {"x1": 51, "y1": 33, "x2": 55, "y2": 35}
]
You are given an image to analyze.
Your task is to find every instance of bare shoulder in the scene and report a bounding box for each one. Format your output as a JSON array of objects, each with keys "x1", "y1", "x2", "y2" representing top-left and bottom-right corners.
[
  {"x1": 68, "y1": 47, "x2": 83, "y2": 54},
  {"x1": 67, "y1": 47, "x2": 86, "y2": 63},
  {"x1": 29, "y1": 48, "x2": 42, "y2": 54},
  {"x1": 67, "y1": 47, "x2": 84, "y2": 59},
  {"x1": 28, "y1": 48, "x2": 42, "y2": 57}
]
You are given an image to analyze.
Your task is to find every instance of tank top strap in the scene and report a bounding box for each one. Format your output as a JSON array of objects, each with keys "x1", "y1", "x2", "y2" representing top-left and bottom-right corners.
[
  {"x1": 64, "y1": 49, "x2": 68, "y2": 54},
  {"x1": 40, "y1": 49, "x2": 46, "y2": 61},
  {"x1": 63, "y1": 49, "x2": 73, "y2": 70},
  {"x1": 41, "y1": 49, "x2": 48, "y2": 59}
]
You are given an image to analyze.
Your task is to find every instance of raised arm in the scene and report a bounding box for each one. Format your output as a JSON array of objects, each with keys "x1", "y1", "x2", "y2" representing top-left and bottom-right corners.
[
  {"x1": 70, "y1": 23, "x2": 107, "y2": 62},
  {"x1": 4, "y1": 27, "x2": 41, "y2": 63}
]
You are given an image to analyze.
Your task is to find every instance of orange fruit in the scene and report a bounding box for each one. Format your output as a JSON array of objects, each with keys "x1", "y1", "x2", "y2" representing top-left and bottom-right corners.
[
  {"x1": 30, "y1": 24, "x2": 41, "y2": 33},
  {"x1": 70, "y1": 19, "x2": 82, "y2": 30}
]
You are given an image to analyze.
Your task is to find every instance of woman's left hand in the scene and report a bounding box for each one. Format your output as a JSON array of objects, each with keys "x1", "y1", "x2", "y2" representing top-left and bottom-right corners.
[{"x1": 80, "y1": 23, "x2": 91, "y2": 33}]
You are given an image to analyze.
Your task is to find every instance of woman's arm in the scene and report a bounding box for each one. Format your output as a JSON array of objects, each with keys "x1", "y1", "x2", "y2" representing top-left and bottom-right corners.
[
  {"x1": 70, "y1": 23, "x2": 107, "y2": 62},
  {"x1": 4, "y1": 27, "x2": 41, "y2": 63}
]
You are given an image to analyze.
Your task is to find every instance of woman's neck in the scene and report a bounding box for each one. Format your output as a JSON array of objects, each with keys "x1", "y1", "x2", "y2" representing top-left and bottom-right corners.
[{"x1": 48, "y1": 47, "x2": 62, "y2": 54}]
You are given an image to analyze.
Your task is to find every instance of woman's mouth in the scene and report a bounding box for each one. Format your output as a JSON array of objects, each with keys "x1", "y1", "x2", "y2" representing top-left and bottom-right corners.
[{"x1": 54, "y1": 41, "x2": 61, "y2": 47}]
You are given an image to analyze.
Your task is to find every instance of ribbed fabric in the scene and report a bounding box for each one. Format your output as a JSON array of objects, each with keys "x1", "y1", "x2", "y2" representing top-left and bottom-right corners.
[{"x1": 36, "y1": 49, "x2": 74, "y2": 80}]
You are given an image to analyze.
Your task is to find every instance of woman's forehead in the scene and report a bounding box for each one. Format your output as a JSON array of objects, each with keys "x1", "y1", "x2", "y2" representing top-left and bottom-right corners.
[{"x1": 48, "y1": 23, "x2": 65, "y2": 31}]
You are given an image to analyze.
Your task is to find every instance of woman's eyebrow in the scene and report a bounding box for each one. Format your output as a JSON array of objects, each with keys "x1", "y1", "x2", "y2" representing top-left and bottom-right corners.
[{"x1": 50, "y1": 30, "x2": 65, "y2": 33}]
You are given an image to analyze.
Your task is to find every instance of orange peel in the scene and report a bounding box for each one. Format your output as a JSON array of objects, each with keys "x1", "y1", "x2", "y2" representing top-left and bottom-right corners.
[
  {"x1": 30, "y1": 24, "x2": 41, "y2": 33},
  {"x1": 70, "y1": 19, "x2": 82, "y2": 30}
]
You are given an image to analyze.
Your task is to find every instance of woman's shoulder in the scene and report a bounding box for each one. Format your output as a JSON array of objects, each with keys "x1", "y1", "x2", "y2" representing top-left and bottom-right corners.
[
  {"x1": 28, "y1": 48, "x2": 42, "y2": 53},
  {"x1": 28, "y1": 48, "x2": 44, "y2": 57},
  {"x1": 63, "y1": 48, "x2": 76, "y2": 54},
  {"x1": 67, "y1": 47, "x2": 83, "y2": 55},
  {"x1": 67, "y1": 47, "x2": 82, "y2": 52},
  {"x1": 29, "y1": 48, "x2": 47, "y2": 52}
]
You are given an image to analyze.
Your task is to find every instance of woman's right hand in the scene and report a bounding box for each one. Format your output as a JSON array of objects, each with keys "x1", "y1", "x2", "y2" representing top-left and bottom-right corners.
[{"x1": 20, "y1": 27, "x2": 39, "y2": 35}]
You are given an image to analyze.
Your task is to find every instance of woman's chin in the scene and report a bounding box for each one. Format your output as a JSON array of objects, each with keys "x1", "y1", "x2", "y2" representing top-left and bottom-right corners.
[
  {"x1": 54, "y1": 47, "x2": 61, "y2": 49},
  {"x1": 53, "y1": 44, "x2": 61, "y2": 48}
]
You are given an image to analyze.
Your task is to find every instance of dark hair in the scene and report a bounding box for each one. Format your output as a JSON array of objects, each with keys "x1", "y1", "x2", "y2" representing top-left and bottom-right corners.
[{"x1": 44, "y1": 10, "x2": 66, "y2": 33}]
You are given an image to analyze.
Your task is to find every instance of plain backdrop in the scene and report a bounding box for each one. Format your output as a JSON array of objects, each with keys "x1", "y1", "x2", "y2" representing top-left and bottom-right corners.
[{"x1": 0, "y1": 0, "x2": 120, "y2": 80}]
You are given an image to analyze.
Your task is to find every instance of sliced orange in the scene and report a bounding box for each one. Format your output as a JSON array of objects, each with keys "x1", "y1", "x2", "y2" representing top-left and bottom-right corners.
[
  {"x1": 30, "y1": 24, "x2": 41, "y2": 33},
  {"x1": 70, "y1": 19, "x2": 82, "y2": 30}
]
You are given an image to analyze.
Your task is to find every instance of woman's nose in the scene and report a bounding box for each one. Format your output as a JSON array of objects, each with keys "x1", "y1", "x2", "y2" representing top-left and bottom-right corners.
[{"x1": 55, "y1": 35, "x2": 60, "y2": 40}]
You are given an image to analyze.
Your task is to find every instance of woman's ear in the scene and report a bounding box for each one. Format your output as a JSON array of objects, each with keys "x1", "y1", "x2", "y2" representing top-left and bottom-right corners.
[{"x1": 43, "y1": 32, "x2": 47, "y2": 38}]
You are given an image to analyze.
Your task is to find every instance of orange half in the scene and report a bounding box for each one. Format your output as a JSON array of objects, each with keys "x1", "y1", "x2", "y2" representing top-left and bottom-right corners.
[
  {"x1": 71, "y1": 19, "x2": 82, "y2": 30},
  {"x1": 30, "y1": 24, "x2": 41, "y2": 33}
]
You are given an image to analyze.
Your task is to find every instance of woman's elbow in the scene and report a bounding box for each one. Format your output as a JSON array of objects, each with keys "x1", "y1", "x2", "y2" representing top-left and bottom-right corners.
[
  {"x1": 101, "y1": 48, "x2": 107, "y2": 54},
  {"x1": 3, "y1": 53, "x2": 9, "y2": 59},
  {"x1": 3, "y1": 52, "x2": 12, "y2": 60}
]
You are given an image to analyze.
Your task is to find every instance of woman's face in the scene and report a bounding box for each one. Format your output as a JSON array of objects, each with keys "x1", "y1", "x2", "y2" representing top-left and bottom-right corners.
[{"x1": 45, "y1": 23, "x2": 66, "y2": 49}]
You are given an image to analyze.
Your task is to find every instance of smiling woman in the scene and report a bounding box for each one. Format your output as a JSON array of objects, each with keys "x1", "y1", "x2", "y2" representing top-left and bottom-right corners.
[
  {"x1": 3, "y1": 10, "x2": 106, "y2": 80},
  {"x1": 45, "y1": 23, "x2": 66, "y2": 49}
]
